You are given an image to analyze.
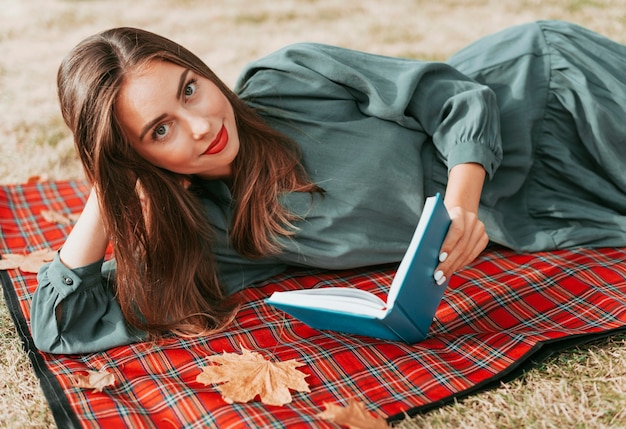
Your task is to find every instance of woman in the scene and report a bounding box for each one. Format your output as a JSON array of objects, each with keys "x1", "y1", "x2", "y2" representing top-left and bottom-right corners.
[{"x1": 32, "y1": 20, "x2": 626, "y2": 354}]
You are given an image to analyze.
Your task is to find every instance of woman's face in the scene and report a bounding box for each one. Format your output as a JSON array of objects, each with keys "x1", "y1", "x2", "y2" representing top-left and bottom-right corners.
[{"x1": 115, "y1": 60, "x2": 240, "y2": 180}]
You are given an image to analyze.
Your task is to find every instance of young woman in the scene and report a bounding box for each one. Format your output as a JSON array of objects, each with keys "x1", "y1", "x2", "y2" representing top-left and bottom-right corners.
[{"x1": 31, "y1": 20, "x2": 626, "y2": 354}]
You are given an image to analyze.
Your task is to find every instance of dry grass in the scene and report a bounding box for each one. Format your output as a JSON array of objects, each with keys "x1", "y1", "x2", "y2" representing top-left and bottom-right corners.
[
  {"x1": 1, "y1": 0, "x2": 625, "y2": 427},
  {"x1": 397, "y1": 335, "x2": 626, "y2": 429}
]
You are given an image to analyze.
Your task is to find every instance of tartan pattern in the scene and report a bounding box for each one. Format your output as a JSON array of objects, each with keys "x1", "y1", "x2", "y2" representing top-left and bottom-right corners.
[{"x1": 2, "y1": 180, "x2": 626, "y2": 428}]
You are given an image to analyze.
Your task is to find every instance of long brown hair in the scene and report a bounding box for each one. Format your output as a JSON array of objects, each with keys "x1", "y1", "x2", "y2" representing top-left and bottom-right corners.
[{"x1": 57, "y1": 27, "x2": 320, "y2": 337}]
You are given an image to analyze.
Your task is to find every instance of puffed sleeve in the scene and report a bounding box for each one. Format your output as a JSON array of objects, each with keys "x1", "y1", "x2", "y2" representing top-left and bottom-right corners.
[
  {"x1": 236, "y1": 43, "x2": 503, "y2": 178},
  {"x1": 31, "y1": 252, "x2": 144, "y2": 354}
]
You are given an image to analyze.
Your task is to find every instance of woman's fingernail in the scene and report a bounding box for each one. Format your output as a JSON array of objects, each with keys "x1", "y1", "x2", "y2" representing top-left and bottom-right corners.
[
  {"x1": 436, "y1": 275, "x2": 447, "y2": 286},
  {"x1": 434, "y1": 270, "x2": 444, "y2": 281},
  {"x1": 439, "y1": 252, "x2": 448, "y2": 262}
]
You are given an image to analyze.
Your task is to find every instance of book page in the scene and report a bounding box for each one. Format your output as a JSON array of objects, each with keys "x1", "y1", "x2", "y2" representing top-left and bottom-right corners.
[{"x1": 268, "y1": 288, "x2": 387, "y2": 316}]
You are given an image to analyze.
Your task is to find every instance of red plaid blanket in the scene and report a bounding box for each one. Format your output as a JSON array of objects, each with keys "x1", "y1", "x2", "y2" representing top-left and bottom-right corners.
[{"x1": 2, "y1": 180, "x2": 626, "y2": 428}]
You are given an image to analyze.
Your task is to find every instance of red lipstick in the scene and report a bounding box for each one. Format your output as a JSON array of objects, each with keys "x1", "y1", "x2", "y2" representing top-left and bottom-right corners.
[{"x1": 203, "y1": 125, "x2": 228, "y2": 155}]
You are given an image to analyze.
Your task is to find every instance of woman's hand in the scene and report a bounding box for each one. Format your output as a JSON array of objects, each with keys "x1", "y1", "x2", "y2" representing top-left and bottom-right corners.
[
  {"x1": 434, "y1": 163, "x2": 489, "y2": 285},
  {"x1": 434, "y1": 205, "x2": 489, "y2": 285}
]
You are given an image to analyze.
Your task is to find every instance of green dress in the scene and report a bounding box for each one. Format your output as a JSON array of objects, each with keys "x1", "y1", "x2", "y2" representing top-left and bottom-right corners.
[
  {"x1": 31, "y1": 21, "x2": 626, "y2": 353},
  {"x1": 448, "y1": 20, "x2": 626, "y2": 251}
]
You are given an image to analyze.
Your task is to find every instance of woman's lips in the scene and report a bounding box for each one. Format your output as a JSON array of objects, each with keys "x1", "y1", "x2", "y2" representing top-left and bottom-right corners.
[{"x1": 203, "y1": 125, "x2": 228, "y2": 155}]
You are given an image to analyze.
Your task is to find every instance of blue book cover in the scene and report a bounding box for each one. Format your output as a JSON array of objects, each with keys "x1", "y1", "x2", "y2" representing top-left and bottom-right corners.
[{"x1": 265, "y1": 194, "x2": 451, "y2": 343}]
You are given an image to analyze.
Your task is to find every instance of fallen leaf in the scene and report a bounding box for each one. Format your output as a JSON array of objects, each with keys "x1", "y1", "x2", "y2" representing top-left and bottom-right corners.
[
  {"x1": 71, "y1": 369, "x2": 115, "y2": 392},
  {"x1": 317, "y1": 399, "x2": 391, "y2": 429},
  {"x1": 26, "y1": 175, "x2": 48, "y2": 184},
  {"x1": 41, "y1": 209, "x2": 80, "y2": 226},
  {"x1": 196, "y1": 347, "x2": 310, "y2": 406},
  {"x1": 0, "y1": 249, "x2": 56, "y2": 273}
]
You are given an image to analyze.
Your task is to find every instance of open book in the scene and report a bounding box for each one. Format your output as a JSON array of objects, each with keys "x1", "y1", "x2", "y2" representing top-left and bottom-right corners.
[{"x1": 265, "y1": 194, "x2": 451, "y2": 343}]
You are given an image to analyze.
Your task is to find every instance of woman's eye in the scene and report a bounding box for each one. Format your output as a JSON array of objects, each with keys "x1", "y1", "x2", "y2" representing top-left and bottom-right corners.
[
  {"x1": 152, "y1": 123, "x2": 170, "y2": 141},
  {"x1": 184, "y1": 79, "x2": 197, "y2": 98}
]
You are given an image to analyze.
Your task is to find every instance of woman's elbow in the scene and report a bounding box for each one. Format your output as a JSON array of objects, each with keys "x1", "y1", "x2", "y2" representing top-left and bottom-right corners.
[{"x1": 30, "y1": 296, "x2": 62, "y2": 353}]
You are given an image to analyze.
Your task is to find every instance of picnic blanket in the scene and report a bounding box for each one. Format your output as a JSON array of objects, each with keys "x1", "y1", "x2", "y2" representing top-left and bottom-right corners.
[{"x1": 2, "y1": 179, "x2": 626, "y2": 428}]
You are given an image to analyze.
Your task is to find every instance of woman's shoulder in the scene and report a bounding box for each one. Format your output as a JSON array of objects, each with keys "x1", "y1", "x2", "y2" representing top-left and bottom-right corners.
[
  {"x1": 248, "y1": 41, "x2": 420, "y2": 69},
  {"x1": 233, "y1": 43, "x2": 353, "y2": 97},
  {"x1": 234, "y1": 41, "x2": 432, "y2": 97},
  {"x1": 259, "y1": 42, "x2": 360, "y2": 59},
  {"x1": 237, "y1": 42, "x2": 360, "y2": 78}
]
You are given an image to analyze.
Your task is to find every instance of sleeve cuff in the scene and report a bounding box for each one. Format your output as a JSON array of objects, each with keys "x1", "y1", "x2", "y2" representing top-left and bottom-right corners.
[
  {"x1": 446, "y1": 140, "x2": 502, "y2": 179},
  {"x1": 42, "y1": 252, "x2": 106, "y2": 298}
]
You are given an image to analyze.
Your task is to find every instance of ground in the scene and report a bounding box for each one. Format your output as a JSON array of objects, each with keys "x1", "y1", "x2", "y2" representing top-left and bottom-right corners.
[{"x1": 1, "y1": 1, "x2": 626, "y2": 427}]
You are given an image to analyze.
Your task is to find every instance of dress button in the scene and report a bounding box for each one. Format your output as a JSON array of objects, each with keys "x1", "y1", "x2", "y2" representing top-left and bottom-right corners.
[{"x1": 63, "y1": 277, "x2": 74, "y2": 286}]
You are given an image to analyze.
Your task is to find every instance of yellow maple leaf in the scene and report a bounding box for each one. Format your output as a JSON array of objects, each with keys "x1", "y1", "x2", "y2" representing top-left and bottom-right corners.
[
  {"x1": 0, "y1": 249, "x2": 56, "y2": 273},
  {"x1": 70, "y1": 369, "x2": 115, "y2": 392},
  {"x1": 317, "y1": 399, "x2": 391, "y2": 429},
  {"x1": 196, "y1": 347, "x2": 310, "y2": 406}
]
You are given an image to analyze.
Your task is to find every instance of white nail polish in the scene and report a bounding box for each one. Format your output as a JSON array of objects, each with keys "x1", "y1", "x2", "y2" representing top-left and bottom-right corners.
[
  {"x1": 434, "y1": 270, "x2": 444, "y2": 281},
  {"x1": 439, "y1": 252, "x2": 448, "y2": 262},
  {"x1": 436, "y1": 275, "x2": 447, "y2": 286}
]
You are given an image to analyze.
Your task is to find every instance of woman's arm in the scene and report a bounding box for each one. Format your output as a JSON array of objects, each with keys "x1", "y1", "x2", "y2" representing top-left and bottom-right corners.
[
  {"x1": 55, "y1": 188, "x2": 108, "y2": 324},
  {"x1": 59, "y1": 188, "x2": 109, "y2": 268},
  {"x1": 435, "y1": 163, "x2": 489, "y2": 284},
  {"x1": 236, "y1": 44, "x2": 500, "y2": 279},
  {"x1": 31, "y1": 189, "x2": 144, "y2": 354},
  {"x1": 32, "y1": 256, "x2": 143, "y2": 354}
]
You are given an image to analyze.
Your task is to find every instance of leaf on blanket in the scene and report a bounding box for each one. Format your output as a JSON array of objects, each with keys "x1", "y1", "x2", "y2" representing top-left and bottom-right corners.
[
  {"x1": 196, "y1": 347, "x2": 310, "y2": 406},
  {"x1": 317, "y1": 399, "x2": 391, "y2": 429},
  {"x1": 0, "y1": 249, "x2": 56, "y2": 273},
  {"x1": 71, "y1": 369, "x2": 115, "y2": 392},
  {"x1": 41, "y1": 209, "x2": 80, "y2": 226}
]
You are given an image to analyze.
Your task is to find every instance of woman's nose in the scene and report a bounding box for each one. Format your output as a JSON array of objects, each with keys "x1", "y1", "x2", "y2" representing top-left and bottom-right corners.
[{"x1": 188, "y1": 115, "x2": 211, "y2": 140}]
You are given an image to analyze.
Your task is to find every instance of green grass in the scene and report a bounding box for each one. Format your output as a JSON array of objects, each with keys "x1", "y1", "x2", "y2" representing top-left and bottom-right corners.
[{"x1": 1, "y1": 0, "x2": 626, "y2": 427}]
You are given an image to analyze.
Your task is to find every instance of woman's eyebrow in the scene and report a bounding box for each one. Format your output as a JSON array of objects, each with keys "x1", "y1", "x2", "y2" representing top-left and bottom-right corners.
[
  {"x1": 138, "y1": 69, "x2": 190, "y2": 141},
  {"x1": 176, "y1": 69, "x2": 190, "y2": 100}
]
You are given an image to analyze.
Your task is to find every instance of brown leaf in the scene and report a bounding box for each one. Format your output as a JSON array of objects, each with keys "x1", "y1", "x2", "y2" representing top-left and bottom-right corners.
[
  {"x1": 317, "y1": 399, "x2": 391, "y2": 429},
  {"x1": 0, "y1": 249, "x2": 56, "y2": 273},
  {"x1": 41, "y1": 209, "x2": 79, "y2": 226},
  {"x1": 196, "y1": 347, "x2": 310, "y2": 406},
  {"x1": 26, "y1": 175, "x2": 48, "y2": 184},
  {"x1": 71, "y1": 369, "x2": 115, "y2": 392}
]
